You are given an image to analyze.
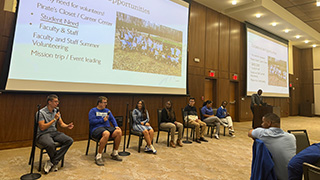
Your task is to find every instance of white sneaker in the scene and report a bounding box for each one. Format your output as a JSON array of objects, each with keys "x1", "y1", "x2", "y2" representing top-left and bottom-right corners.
[
  {"x1": 229, "y1": 132, "x2": 235, "y2": 137},
  {"x1": 44, "y1": 160, "x2": 53, "y2": 174},
  {"x1": 214, "y1": 134, "x2": 220, "y2": 140}
]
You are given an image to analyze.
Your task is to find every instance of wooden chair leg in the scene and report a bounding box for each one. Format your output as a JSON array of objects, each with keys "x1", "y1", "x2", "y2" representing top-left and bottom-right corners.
[
  {"x1": 156, "y1": 130, "x2": 160, "y2": 143},
  {"x1": 85, "y1": 139, "x2": 90, "y2": 155}
]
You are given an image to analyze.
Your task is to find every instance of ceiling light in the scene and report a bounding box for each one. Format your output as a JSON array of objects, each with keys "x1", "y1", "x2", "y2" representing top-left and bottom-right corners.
[
  {"x1": 284, "y1": 29, "x2": 289, "y2": 33},
  {"x1": 295, "y1": 35, "x2": 300, "y2": 39},
  {"x1": 271, "y1": 22, "x2": 277, "y2": 26},
  {"x1": 255, "y1": 14, "x2": 261, "y2": 18},
  {"x1": 232, "y1": 1, "x2": 237, "y2": 5},
  {"x1": 317, "y1": 0, "x2": 320, "y2": 7},
  {"x1": 313, "y1": 44, "x2": 317, "y2": 47},
  {"x1": 305, "y1": 40, "x2": 309, "y2": 44}
]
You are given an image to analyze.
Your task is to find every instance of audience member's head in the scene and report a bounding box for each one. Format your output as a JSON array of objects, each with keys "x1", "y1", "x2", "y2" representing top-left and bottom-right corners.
[
  {"x1": 203, "y1": 100, "x2": 212, "y2": 107},
  {"x1": 261, "y1": 113, "x2": 280, "y2": 128},
  {"x1": 189, "y1": 97, "x2": 195, "y2": 106},
  {"x1": 258, "y1": 89, "x2": 263, "y2": 96}
]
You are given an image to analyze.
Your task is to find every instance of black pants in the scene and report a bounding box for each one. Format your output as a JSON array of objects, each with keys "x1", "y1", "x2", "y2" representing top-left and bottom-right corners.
[{"x1": 37, "y1": 131, "x2": 73, "y2": 165}]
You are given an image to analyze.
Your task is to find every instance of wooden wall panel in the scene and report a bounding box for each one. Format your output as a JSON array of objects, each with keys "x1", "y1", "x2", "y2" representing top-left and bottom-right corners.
[
  {"x1": 218, "y1": 14, "x2": 230, "y2": 72},
  {"x1": 188, "y1": 1, "x2": 206, "y2": 68},
  {"x1": 188, "y1": 74, "x2": 205, "y2": 105},
  {"x1": 229, "y1": 19, "x2": 241, "y2": 74},
  {"x1": 205, "y1": 8, "x2": 219, "y2": 70}
]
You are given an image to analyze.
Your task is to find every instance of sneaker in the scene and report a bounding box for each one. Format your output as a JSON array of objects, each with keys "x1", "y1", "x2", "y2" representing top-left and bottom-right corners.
[
  {"x1": 230, "y1": 129, "x2": 235, "y2": 133},
  {"x1": 44, "y1": 160, "x2": 53, "y2": 174},
  {"x1": 229, "y1": 132, "x2": 235, "y2": 137},
  {"x1": 199, "y1": 137, "x2": 208, "y2": 142},
  {"x1": 176, "y1": 139, "x2": 183, "y2": 147},
  {"x1": 95, "y1": 157, "x2": 104, "y2": 166},
  {"x1": 195, "y1": 139, "x2": 201, "y2": 143},
  {"x1": 111, "y1": 154, "x2": 123, "y2": 161},
  {"x1": 144, "y1": 146, "x2": 152, "y2": 152},
  {"x1": 52, "y1": 165, "x2": 58, "y2": 172},
  {"x1": 214, "y1": 134, "x2": 220, "y2": 140},
  {"x1": 170, "y1": 140, "x2": 176, "y2": 148}
]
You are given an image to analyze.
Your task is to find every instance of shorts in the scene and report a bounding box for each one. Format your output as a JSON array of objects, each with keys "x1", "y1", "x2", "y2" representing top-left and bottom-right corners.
[{"x1": 91, "y1": 126, "x2": 116, "y2": 140}]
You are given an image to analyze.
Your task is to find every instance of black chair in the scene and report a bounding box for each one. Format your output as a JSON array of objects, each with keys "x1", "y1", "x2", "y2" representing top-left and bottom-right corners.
[
  {"x1": 85, "y1": 116, "x2": 123, "y2": 156},
  {"x1": 156, "y1": 109, "x2": 178, "y2": 146},
  {"x1": 181, "y1": 108, "x2": 195, "y2": 141},
  {"x1": 126, "y1": 110, "x2": 145, "y2": 153},
  {"x1": 28, "y1": 115, "x2": 64, "y2": 172},
  {"x1": 303, "y1": 162, "x2": 320, "y2": 180},
  {"x1": 288, "y1": 130, "x2": 310, "y2": 154}
]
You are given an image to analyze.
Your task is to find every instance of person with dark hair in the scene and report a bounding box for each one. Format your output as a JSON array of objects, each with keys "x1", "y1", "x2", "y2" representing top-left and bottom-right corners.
[
  {"x1": 160, "y1": 100, "x2": 183, "y2": 148},
  {"x1": 216, "y1": 101, "x2": 235, "y2": 137},
  {"x1": 37, "y1": 94, "x2": 74, "y2": 174},
  {"x1": 251, "y1": 89, "x2": 264, "y2": 115},
  {"x1": 132, "y1": 100, "x2": 157, "y2": 154},
  {"x1": 89, "y1": 96, "x2": 122, "y2": 166},
  {"x1": 248, "y1": 113, "x2": 296, "y2": 180},
  {"x1": 184, "y1": 98, "x2": 207, "y2": 143},
  {"x1": 201, "y1": 100, "x2": 227, "y2": 139}
]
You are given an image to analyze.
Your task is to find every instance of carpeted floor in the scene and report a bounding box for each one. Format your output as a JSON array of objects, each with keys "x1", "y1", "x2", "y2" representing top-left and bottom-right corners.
[{"x1": 0, "y1": 116, "x2": 319, "y2": 180}]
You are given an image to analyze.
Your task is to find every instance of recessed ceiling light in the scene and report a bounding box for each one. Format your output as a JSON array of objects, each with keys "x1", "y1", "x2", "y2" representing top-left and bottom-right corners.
[
  {"x1": 232, "y1": 1, "x2": 237, "y2": 5},
  {"x1": 296, "y1": 35, "x2": 301, "y2": 39},
  {"x1": 255, "y1": 14, "x2": 261, "y2": 18},
  {"x1": 305, "y1": 40, "x2": 309, "y2": 44},
  {"x1": 317, "y1": 0, "x2": 320, "y2": 7},
  {"x1": 271, "y1": 22, "x2": 277, "y2": 26},
  {"x1": 284, "y1": 29, "x2": 290, "y2": 33},
  {"x1": 313, "y1": 44, "x2": 317, "y2": 47}
]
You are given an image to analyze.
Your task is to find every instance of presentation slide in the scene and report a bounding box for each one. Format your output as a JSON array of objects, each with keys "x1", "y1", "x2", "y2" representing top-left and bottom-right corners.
[
  {"x1": 5, "y1": 0, "x2": 189, "y2": 94},
  {"x1": 247, "y1": 28, "x2": 289, "y2": 97}
]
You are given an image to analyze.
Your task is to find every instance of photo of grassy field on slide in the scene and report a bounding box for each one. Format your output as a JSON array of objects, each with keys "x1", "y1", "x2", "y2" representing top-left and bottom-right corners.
[
  {"x1": 112, "y1": 12, "x2": 183, "y2": 76},
  {"x1": 268, "y1": 56, "x2": 287, "y2": 87}
]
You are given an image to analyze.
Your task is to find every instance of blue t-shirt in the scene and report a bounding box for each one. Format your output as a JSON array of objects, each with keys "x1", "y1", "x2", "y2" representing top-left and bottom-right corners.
[
  {"x1": 88, "y1": 107, "x2": 118, "y2": 134},
  {"x1": 201, "y1": 106, "x2": 214, "y2": 120},
  {"x1": 216, "y1": 106, "x2": 227, "y2": 118}
]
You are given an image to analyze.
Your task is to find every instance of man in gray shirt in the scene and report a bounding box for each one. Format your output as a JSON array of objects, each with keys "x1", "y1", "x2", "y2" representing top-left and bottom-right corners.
[
  {"x1": 37, "y1": 94, "x2": 74, "y2": 174},
  {"x1": 248, "y1": 113, "x2": 296, "y2": 180}
]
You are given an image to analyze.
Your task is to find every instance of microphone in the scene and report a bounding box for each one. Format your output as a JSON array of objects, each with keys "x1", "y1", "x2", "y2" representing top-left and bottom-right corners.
[
  {"x1": 56, "y1": 107, "x2": 60, "y2": 113},
  {"x1": 107, "y1": 111, "x2": 110, "y2": 115}
]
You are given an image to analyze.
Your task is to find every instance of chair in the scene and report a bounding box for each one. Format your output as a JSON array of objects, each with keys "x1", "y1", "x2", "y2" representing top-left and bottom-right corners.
[
  {"x1": 28, "y1": 115, "x2": 65, "y2": 172},
  {"x1": 303, "y1": 162, "x2": 320, "y2": 180},
  {"x1": 156, "y1": 109, "x2": 178, "y2": 146},
  {"x1": 199, "y1": 107, "x2": 215, "y2": 138},
  {"x1": 85, "y1": 116, "x2": 123, "y2": 156},
  {"x1": 181, "y1": 108, "x2": 195, "y2": 141},
  {"x1": 288, "y1": 130, "x2": 310, "y2": 154},
  {"x1": 126, "y1": 110, "x2": 145, "y2": 153}
]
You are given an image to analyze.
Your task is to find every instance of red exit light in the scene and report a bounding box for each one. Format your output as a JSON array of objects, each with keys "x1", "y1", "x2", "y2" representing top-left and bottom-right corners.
[{"x1": 233, "y1": 74, "x2": 238, "y2": 80}]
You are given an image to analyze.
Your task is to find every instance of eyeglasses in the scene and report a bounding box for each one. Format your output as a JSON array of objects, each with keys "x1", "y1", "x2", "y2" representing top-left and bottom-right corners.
[{"x1": 52, "y1": 100, "x2": 60, "y2": 103}]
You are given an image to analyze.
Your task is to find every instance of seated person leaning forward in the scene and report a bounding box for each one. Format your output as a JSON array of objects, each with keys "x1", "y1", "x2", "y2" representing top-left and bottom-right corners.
[
  {"x1": 201, "y1": 100, "x2": 227, "y2": 140},
  {"x1": 248, "y1": 113, "x2": 296, "y2": 180},
  {"x1": 37, "y1": 94, "x2": 74, "y2": 174},
  {"x1": 184, "y1": 97, "x2": 207, "y2": 143},
  {"x1": 88, "y1": 96, "x2": 122, "y2": 166},
  {"x1": 132, "y1": 100, "x2": 157, "y2": 154},
  {"x1": 160, "y1": 100, "x2": 183, "y2": 148},
  {"x1": 216, "y1": 101, "x2": 235, "y2": 137}
]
